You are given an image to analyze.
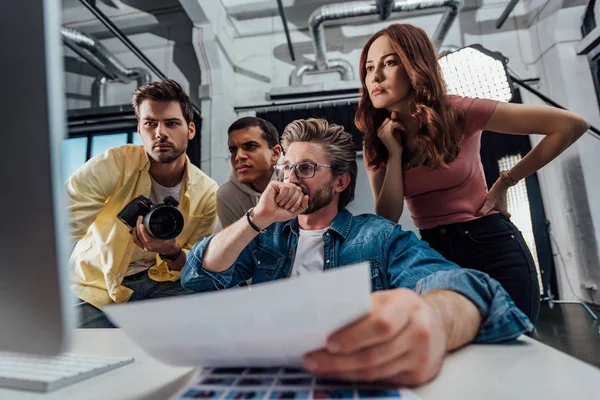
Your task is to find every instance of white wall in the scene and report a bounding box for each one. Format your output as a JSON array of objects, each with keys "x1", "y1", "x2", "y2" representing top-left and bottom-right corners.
[{"x1": 523, "y1": 0, "x2": 600, "y2": 303}]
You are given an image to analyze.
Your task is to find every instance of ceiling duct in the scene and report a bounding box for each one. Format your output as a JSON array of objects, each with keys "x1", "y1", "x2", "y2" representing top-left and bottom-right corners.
[
  {"x1": 289, "y1": 0, "x2": 463, "y2": 86},
  {"x1": 61, "y1": 27, "x2": 151, "y2": 107},
  {"x1": 378, "y1": 0, "x2": 395, "y2": 19}
]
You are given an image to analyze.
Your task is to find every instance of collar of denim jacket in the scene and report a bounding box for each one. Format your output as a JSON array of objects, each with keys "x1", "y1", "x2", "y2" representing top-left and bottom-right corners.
[
  {"x1": 328, "y1": 208, "x2": 352, "y2": 239},
  {"x1": 282, "y1": 208, "x2": 352, "y2": 240}
]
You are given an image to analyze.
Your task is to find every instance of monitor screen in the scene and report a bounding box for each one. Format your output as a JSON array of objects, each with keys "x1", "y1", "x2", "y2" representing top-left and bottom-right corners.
[{"x1": 0, "y1": 0, "x2": 74, "y2": 355}]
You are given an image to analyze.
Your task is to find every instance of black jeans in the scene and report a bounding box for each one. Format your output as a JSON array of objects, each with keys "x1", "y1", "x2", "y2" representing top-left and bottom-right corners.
[
  {"x1": 420, "y1": 213, "x2": 540, "y2": 324},
  {"x1": 76, "y1": 270, "x2": 195, "y2": 328}
]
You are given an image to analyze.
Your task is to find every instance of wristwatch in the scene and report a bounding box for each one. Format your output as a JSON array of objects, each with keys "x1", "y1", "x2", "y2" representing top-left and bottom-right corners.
[{"x1": 159, "y1": 247, "x2": 181, "y2": 262}]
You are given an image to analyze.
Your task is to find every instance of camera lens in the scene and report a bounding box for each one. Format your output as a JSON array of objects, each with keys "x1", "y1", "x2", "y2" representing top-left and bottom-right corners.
[
  {"x1": 148, "y1": 211, "x2": 176, "y2": 238},
  {"x1": 144, "y1": 207, "x2": 184, "y2": 240}
]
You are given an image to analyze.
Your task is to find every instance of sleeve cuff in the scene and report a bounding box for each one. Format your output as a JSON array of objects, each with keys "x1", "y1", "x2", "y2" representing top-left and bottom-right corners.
[
  {"x1": 184, "y1": 237, "x2": 236, "y2": 290},
  {"x1": 416, "y1": 269, "x2": 534, "y2": 343}
]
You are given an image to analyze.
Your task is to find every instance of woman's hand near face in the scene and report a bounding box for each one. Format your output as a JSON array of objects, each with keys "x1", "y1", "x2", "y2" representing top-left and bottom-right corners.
[
  {"x1": 377, "y1": 111, "x2": 405, "y2": 155},
  {"x1": 368, "y1": 111, "x2": 407, "y2": 223}
]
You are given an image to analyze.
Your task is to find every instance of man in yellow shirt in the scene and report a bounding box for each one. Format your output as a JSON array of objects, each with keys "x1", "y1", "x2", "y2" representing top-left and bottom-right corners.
[{"x1": 67, "y1": 80, "x2": 218, "y2": 327}]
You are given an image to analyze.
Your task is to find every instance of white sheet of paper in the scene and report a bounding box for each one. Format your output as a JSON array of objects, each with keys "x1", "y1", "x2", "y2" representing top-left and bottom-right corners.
[{"x1": 104, "y1": 262, "x2": 372, "y2": 367}]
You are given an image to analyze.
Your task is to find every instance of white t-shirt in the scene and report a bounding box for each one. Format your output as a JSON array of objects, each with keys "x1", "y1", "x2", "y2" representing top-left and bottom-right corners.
[
  {"x1": 290, "y1": 227, "x2": 328, "y2": 277},
  {"x1": 126, "y1": 177, "x2": 184, "y2": 276}
]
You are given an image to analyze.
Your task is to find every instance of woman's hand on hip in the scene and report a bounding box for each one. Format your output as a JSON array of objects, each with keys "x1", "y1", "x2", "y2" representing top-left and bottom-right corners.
[{"x1": 477, "y1": 178, "x2": 511, "y2": 217}]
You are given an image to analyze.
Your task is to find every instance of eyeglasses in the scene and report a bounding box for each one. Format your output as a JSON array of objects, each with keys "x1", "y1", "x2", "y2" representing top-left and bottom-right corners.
[{"x1": 274, "y1": 162, "x2": 333, "y2": 179}]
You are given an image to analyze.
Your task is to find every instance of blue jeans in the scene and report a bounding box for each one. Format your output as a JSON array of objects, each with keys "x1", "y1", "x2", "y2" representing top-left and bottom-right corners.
[
  {"x1": 76, "y1": 269, "x2": 194, "y2": 328},
  {"x1": 420, "y1": 213, "x2": 540, "y2": 324}
]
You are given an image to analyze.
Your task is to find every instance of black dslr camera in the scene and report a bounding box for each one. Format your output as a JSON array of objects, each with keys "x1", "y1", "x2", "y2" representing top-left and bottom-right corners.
[{"x1": 117, "y1": 195, "x2": 184, "y2": 240}]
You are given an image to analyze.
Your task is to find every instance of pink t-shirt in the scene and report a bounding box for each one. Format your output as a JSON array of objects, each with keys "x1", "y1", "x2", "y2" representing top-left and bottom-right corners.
[{"x1": 364, "y1": 96, "x2": 498, "y2": 230}]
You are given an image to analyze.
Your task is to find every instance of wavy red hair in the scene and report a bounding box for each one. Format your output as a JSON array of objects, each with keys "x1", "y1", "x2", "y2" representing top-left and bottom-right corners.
[{"x1": 355, "y1": 24, "x2": 465, "y2": 170}]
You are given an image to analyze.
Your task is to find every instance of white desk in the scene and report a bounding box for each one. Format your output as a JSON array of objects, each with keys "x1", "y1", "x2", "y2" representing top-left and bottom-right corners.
[{"x1": 1, "y1": 329, "x2": 599, "y2": 399}]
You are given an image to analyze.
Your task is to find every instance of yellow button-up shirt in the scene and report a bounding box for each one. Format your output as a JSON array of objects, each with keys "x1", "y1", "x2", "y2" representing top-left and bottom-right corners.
[{"x1": 66, "y1": 144, "x2": 218, "y2": 309}]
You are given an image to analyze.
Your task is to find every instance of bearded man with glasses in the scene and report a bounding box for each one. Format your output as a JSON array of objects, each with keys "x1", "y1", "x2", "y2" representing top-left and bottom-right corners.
[{"x1": 181, "y1": 118, "x2": 532, "y2": 387}]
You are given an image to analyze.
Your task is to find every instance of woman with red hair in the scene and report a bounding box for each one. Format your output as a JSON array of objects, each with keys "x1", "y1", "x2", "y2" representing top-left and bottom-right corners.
[{"x1": 356, "y1": 23, "x2": 590, "y2": 322}]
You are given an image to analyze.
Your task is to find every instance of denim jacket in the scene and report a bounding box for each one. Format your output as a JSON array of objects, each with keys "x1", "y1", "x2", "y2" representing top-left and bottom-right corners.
[{"x1": 182, "y1": 209, "x2": 533, "y2": 343}]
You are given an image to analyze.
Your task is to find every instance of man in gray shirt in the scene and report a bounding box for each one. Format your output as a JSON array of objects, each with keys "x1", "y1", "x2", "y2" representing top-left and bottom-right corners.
[{"x1": 217, "y1": 117, "x2": 282, "y2": 227}]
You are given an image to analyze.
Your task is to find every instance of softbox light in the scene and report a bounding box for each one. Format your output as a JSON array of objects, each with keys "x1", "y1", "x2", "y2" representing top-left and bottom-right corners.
[{"x1": 438, "y1": 44, "x2": 514, "y2": 102}]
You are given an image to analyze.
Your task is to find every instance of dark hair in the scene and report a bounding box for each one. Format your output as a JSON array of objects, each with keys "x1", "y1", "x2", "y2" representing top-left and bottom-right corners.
[
  {"x1": 281, "y1": 118, "x2": 357, "y2": 210},
  {"x1": 132, "y1": 79, "x2": 194, "y2": 125},
  {"x1": 355, "y1": 24, "x2": 465, "y2": 170},
  {"x1": 227, "y1": 117, "x2": 280, "y2": 149}
]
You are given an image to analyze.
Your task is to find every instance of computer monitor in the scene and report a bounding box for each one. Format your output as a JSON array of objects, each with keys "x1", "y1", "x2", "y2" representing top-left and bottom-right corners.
[{"x1": 0, "y1": 0, "x2": 74, "y2": 355}]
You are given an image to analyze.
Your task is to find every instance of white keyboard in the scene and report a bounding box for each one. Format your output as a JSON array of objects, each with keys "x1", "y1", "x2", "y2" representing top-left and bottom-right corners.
[{"x1": 0, "y1": 352, "x2": 134, "y2": 392}]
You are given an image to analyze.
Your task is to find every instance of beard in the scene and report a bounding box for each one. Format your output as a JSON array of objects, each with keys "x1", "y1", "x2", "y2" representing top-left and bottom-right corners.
[
  {"x1": 154, "y1": 147, "x2": 185, "y2": 163},
  {"x1": 300, "y1": 179, "x2": 336, "y2": 215},
  {"x1": 152, "y1": 137, "x2": 186, "y2": 164}
]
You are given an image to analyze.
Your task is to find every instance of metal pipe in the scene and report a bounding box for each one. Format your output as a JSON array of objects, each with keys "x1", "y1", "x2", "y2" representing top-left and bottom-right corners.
[
  {"x1": 78, "y1": 0, "x2": 168, "y2": 81},
  {"x1": 62, "y1": 36, "x2": 118, "y2": 79},
  {"x1": 61, "y1": 27, "x2": 152, "y2": 106},
  {"x1": 394, "y1": 0, "x2": 463, "y2": 50},
  {"x1": 276, "y1": 0, "x2": 296, "y2": 61},
  {"x1": 61, "y1": 27, "x2": 147, "y2": 84},
  {"x1": 547, "y1": 299, "x2": 598, "y2": 320},
  {"x1": 62, "y1": 28, "x2": 119, "y2": 76},
  {"x1": 62, "y1": 28, "x2": 122, "y2": 79},
  {"x1": 309, "y1": 2, "x2": 378, "y2": 71},
  {"x1": 289, "y1": 64, "x2": 316, "y2": 86},
  {"x1": 131, "y1": 67, "x2": 152, "y2": 87},
  {"x1": 377, "y1": 0, "x2": 395, "y2": 20},
  {"x1": 295, "y1": 0, "x2": 464, "y2": 86},
  {"x1": 91, "y1": 76, "x2": 109, "y2": 107},
  {"x1": 290, "y1": 59, "x2": 354, "y2": 86},
  {"x1": 495, "y1": 0, "x2": 519, "y2": 29},
  {"x1": 90, "y1": 68, "x2": 151, "y2": 108},
  {"x1": 310, "y1": 0, "x2": 463, "y2": 71}
]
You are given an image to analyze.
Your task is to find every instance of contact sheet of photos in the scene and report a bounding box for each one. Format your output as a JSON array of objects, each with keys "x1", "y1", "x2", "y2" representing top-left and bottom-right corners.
[{"x1": 170, "y1": 367, "x2": 421, "y2": 400}]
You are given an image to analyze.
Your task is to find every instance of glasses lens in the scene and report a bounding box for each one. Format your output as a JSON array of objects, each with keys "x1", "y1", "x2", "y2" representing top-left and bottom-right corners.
[
  {"x1": 296, "y1": 163, "x2": 314, "y2": 178},
  {"x1": 276, "y1": 165, "x2": 290, "y2": 177}
]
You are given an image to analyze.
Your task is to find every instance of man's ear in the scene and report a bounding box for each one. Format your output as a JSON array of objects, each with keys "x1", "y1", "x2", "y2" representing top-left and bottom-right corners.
[
  {"x1": 136, "y1": 123, "x2": 142, "y2": 141},
  {"x1": 188, "y1": 122, "x2": 197, "y2": 141},
  {"x1": 334, "y1": 173, "x2": 351, "y2": 193},
  {"x1": 271, "y1": 144, "x2": 282, "y2": 165}
]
